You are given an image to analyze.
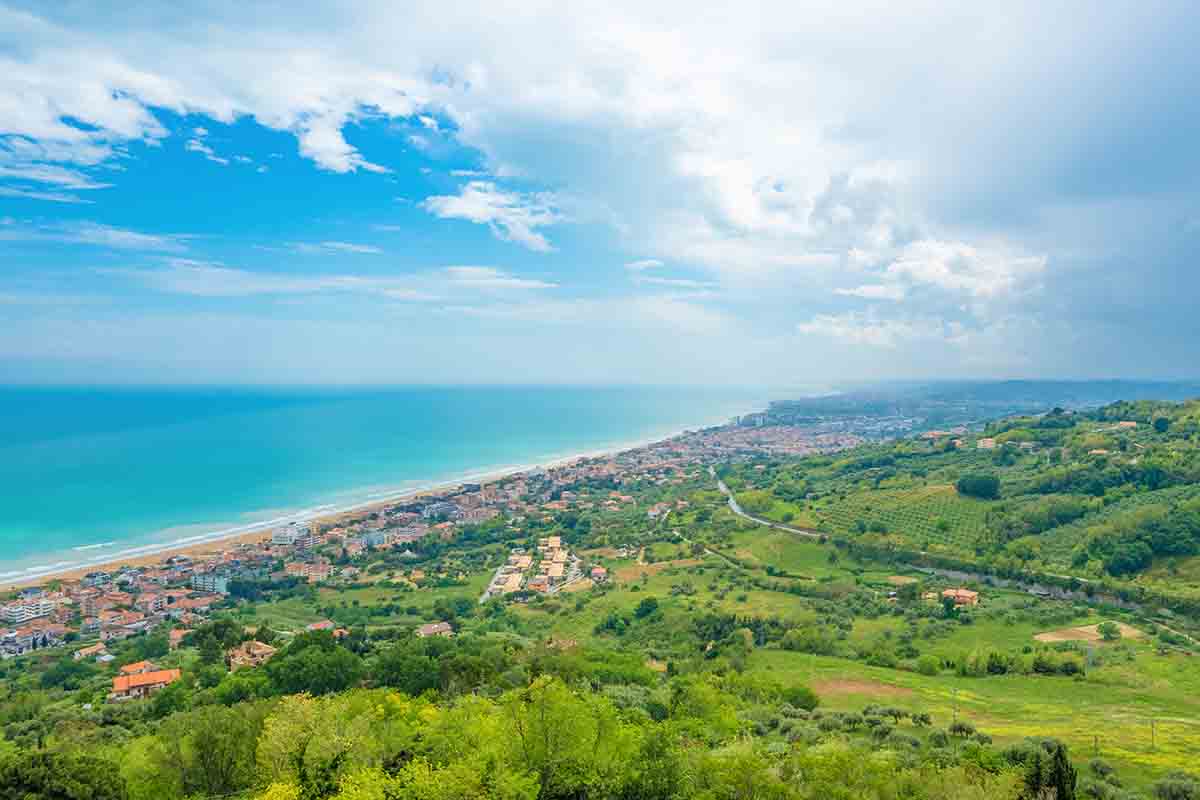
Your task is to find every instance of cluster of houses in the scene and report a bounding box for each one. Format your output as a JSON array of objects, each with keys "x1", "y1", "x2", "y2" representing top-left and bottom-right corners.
[
  {"x1": 484, "y1": 536, "x2": 585, "y2": 600},
  {"x1": 0, "y1": 569, "x2": 228, "y2": 659}
]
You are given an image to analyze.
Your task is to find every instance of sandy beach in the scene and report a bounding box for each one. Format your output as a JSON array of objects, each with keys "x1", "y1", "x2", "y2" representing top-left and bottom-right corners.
[{"x1": 0, "y1": 427, "x2": 691, "y2": 591}]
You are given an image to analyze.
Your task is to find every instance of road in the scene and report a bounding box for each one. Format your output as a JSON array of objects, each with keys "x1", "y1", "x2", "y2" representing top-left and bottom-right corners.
[{"x1": 709, "y1": 465, "x2": 823, "y2": 540}]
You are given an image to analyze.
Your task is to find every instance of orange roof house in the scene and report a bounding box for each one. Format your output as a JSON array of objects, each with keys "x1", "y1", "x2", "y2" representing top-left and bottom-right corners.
[
  {"x1": 941, "y1": 588, "x2": 979, "y2": 606},
  {"x1": 119, "y1": 660, "x2": 158, "y2": 676},
  {"x1": 109, "y1": 669, "x2": 181, "y2": 701},
  {"x1": 227, "y1": 640, "x2": 278, "y2": 671}
]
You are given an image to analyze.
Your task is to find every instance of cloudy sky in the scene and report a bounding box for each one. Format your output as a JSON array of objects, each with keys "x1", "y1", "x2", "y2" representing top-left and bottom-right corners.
[{"x1": 1, "y1": 1, "x2": 1197, "y2": 386}]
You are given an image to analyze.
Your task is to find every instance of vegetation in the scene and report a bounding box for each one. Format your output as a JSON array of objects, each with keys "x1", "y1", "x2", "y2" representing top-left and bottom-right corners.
[{"x1": 4, "y1": 397, "x2": 1200, "y2": 798}]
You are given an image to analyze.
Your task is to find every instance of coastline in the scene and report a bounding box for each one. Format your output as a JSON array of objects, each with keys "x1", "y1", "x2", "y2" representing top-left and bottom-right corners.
[{"x1": 0, "y1": 421, "x2": 717, "y2": 590}]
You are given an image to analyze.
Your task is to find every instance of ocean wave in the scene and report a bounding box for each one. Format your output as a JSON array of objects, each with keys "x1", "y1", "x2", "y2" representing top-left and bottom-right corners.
[{"x1": 73, "y1": 541, "x2": 116, "y2": 552}]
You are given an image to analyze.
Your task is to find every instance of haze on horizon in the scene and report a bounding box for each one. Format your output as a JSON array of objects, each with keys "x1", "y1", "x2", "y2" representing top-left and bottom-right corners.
[{"x1": 1, "y1": 1, "x2": 1197, "y2": 388}]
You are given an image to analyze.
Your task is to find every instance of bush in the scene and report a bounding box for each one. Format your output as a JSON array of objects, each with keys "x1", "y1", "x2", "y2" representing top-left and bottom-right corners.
[
  {"x1": 956, "y1": 473, "x2": 1001, "y2": 500},
  {"x1": 782, "y1": 684, "x2": 820, "y2": 711},
  {"x1": 916, "y1": 654, "x2": 941, "y2": 676}
]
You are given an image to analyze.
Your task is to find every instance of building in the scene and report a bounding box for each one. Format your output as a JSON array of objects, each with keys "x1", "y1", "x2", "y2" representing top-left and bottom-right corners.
[
  {"x1": 227, "y1": 640, "x2": 278, "y2": 671},
  {"x1": 0, "y1": 597, "x2": 55, "y2": 624},
  {"x1": 109, "y1": 669, "x2": 181, "y2": 702},
  {"x1": 420, "y1": 501, "x2": 459, "y2": 520},
  {"x1": 941, "y1": 588, "x2": 980, "y2": 607},
  {"x1": 74, "y1": 642, "x2": 109, "y2": 661},
  {"x1": 119, "y1": 660, "x2": 160, "y2": 676},
  {"x1": 416, "y1": 621, "x2": 453, "y2": 638},
  {"x1": 191, "y1": 572, "x2": 230, "y2": 595},
  {"x1": 976, "y1": 438, "x2": 997, "y2": 450},
  {"x1": 590, "y1": 566, "x2": 608, "y2": 582},
  {"x1": 272, "y1": 522, "x2": 317, "y2": 549}
]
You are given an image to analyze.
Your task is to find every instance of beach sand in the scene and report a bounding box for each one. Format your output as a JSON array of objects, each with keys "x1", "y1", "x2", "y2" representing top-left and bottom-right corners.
[{"x1": 2, "y1": 428, "x2": 688, "y2": 591}]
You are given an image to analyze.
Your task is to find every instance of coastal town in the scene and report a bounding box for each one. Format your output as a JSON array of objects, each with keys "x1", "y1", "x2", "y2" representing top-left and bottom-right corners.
[{"x1": 0, "y1": 417, "x2": 862, "y2": 684}]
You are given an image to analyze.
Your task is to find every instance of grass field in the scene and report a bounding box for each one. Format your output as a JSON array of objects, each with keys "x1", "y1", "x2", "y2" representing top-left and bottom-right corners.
[{"x1": 745, "y1": 647, "x2": 1200, "y2": 789}]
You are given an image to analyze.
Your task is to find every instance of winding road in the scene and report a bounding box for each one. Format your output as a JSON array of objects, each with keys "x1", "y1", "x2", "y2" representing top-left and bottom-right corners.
[{"x1": 709, "y1": 465, "x2": 823, "y2": 540}]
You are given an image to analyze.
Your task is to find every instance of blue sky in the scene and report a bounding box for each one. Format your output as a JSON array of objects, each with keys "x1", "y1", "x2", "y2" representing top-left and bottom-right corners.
[{"x1": 1, "y1": 1, "x2": 1198, "y2": 386}]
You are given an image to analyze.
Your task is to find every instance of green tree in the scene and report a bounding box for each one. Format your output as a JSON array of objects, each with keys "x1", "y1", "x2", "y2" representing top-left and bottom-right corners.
[
  {"x1": 634, "y1": 597, "x2": 660, "y2": 619},
  {"x1": 1097, "y1": 621, "x2": 1122, "y2": 642},
  {"x1": 956, "y1": 473, "x2": 1001, "y2": 500},
  {"x1": 0, "y1": 751, "x2": 127, "y2": 800}
]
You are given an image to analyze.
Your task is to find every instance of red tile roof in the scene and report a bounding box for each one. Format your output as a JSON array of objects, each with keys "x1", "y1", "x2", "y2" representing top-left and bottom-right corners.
[{"x1": 112, "y1": 668, "x2": 181, "y2": 693}]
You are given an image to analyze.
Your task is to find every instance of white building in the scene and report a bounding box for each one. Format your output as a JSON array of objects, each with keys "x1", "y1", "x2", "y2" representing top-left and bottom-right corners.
[
  {"x1": 0, "y1": 598, "x2": 56, "y2": 624},
  {"x1": 272, "y1": 522, "x2": 316, "y2": 549}
]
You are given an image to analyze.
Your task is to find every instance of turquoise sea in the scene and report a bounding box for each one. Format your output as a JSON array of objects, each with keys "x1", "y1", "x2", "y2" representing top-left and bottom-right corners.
[{"x1": 0, "y1": 386, "x2": 764, "y2": 584}]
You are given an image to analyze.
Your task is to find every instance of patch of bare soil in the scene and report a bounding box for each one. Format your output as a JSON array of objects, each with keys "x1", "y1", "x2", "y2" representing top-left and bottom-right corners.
[
  {"x1": 1034, "y1": 622, "x2": 1143, "y2": 643},
  {"x1": 811, "y1": 679, "x2": 913, "y2": 698}
]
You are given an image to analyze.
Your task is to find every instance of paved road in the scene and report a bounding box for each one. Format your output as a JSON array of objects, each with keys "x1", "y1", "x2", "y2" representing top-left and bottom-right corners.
[{"x1": 709, "y1": 465, "x2": 823, "y2": 540}]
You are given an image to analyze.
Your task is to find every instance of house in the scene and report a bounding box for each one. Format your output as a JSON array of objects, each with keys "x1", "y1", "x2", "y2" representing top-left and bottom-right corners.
[
  {"x1": 109, "y1": 669, "x2": 181, "y2": 702},
  {"x1": 941, "y1": 588, "x2": 980, "y2": 607},
  {"x1": 976, "y1": 438, "x2": 997, "y2": 450},
  {"x1": 590, "y1": 566, "x2": 608, "y2": 582},
  {"x1": 227, "y1": 640, "x2": 278, "y2": 671},
  {"x1": 74, "y1": 643, "x2": 108, "y2": 661},
  {"x1": 119, "y1": 660, "x2": 159, "y2": 676},
  {"x1": 416, "y1": 621, "x2": 453, "y2": 638},
  {"x1": 1117, "y1": 421, "x2": 1137, "y2": 429},
  {"x1": 134, "y1": 592, "x2": 166, "y2": 615},
  {"x1": 306, "y1": 620, "x2": 349, "y2": 638}
]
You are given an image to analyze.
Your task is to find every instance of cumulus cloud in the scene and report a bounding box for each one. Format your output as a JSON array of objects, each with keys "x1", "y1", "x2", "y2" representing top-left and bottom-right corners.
[
  {"x1": 796, "y1": 311, "x2": 956, "y2": 349},
  {"x1": 420, "y1": 181, "x2": 562, "y2": 252},
  {"x1": 1, "y1": 2, "x2": 1197, "y2": 381}
]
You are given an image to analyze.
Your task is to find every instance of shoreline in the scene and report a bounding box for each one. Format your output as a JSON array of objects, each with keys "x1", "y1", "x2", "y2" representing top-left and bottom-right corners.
[{"x1": 0, "y1": 421, "x2": 718, "y2": 591}]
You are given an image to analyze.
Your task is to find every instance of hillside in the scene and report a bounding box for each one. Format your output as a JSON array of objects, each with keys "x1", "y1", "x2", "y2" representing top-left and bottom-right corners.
[{"x1": 2, "y1": 399, "x2": 1200, "y2": 799}]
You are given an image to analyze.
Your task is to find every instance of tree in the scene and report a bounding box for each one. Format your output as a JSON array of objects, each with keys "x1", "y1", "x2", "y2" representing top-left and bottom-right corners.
[
  {"x1": 1154, "y1": 417, "x2": 1171, "y2": 434},
  {"x1": 956, "y1": 474, "x2": 1001, "y2": 500},
  {"x1": 781, "y1": 684, "x2": 819, "y2": 711},
  {"x1": 0, "y1": 751, "x2": 127, "y2": 800},
  {"x1": 634, "y1": 597, "x2": 660, "y2": 619},
  {"x1": 266, "y1": 633, "x2": 364, "y2": 696},
  {"x1": 373, "y1": 645, "x2": 440, "y2": 695},
  {"x1": 1097, "y1": 621, "x2": 1122, "y2": 642},
  {"x1": 135, "y1": 705, "x2": 265, "y2": 799}
]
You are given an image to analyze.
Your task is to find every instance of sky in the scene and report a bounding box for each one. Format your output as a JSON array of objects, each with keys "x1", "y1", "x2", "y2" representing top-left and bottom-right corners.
[{"x1": 1, "y1": 1, "x2": 1198, "y2": 387}]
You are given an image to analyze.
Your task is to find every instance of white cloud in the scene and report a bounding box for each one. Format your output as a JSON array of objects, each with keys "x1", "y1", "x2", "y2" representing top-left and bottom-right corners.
[
  {"x1": 625, "y1": 259, "x2": 663, "y2": 272},
  {"x1": 634, "y1": 276, "x2": 715, "y2": 290},
  {"x1": 883, "y1": 240, "x2": 1046, "y2": 299},
  {"x1": 834, "y1": 284, "x2": 906, "y2": 301},
  {"x1": 421, "y1": 181, "x2": 562, "y2": 252},
  {"x1": 0, "y1": 3, "x2": 1193, "y2": 381},
  {"x1": 0, "y1": 220, "x2": 183, "y2": 251},
  {"x1": 102, "y1": 259, "x2": 554, "y2": 300},
  {"x1": 796, "y1": 311, "x2": 952, "y2": 349},
  {"x1": 0, "y1": 186, "x2": 93, "y2": 204},
  {"x1": 290, "y1": 241, "x2": 383, "y2": 255},
  {"x1": 0, "y1": 163, "x2": 111, "y2": 189},
  {"x1": 185, "y1": 137, "x2": 229, "y2": 166},
  {"x1": 443, "y1": 266, "x2": 556, "y2": 290}
]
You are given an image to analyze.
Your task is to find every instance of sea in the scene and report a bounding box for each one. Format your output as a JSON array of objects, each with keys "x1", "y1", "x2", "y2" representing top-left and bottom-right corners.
[{"x1": 0, "y1": 385, "x2": 766, "y2": 584}]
